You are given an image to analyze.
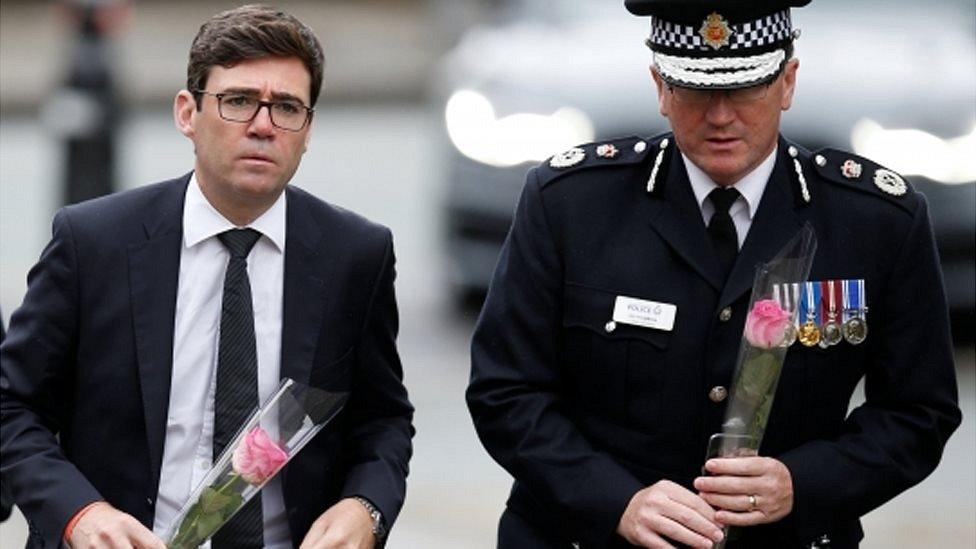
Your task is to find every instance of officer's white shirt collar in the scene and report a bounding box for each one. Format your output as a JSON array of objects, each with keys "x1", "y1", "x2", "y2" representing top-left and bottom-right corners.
[
  {"x1": 682, "y1": 147, "x2": 777, "y2": 248},
  {"x1": 183, "y1": 172, "x2": 286, "y2": 252},
  {"x1": 684, "y1": 146, "x2": 776, "y2": 222}
]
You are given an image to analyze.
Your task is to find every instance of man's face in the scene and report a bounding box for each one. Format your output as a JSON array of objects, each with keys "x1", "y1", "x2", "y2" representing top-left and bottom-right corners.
[
  {"x1": 652, "y1": 59, "x2": 798, "y2": 186},
  {"x1": 175, "y1": 56, "x2": 312, "y2": 219}
]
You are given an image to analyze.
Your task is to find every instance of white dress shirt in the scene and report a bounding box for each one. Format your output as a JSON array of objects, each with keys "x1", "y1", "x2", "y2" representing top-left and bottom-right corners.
[
  {"x1": 683, "y1": 147, "x2": 777, "y2": 249},
  {"x1": 152, "y1": 174, "x2": 291, "y2": 548}
]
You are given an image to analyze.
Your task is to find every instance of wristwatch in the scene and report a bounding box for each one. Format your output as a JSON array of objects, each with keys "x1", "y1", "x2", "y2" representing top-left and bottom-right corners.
[{"x1": 353, "y1": 496, "x2": 388, "y2": 545}]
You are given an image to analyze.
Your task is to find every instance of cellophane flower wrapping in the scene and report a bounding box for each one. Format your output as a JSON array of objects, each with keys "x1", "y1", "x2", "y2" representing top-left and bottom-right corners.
[
  {"x1": 710, "y1": 223, "x2": 817, "y2": 459},
  {"x1": 706, "y1": 224, "x2": 816, "y2": 549},
  {"x1": 165, "y1": 378, "x2": 348, "y2": 549}
]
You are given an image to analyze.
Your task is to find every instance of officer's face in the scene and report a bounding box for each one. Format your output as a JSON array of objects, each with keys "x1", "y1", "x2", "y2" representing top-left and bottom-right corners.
[
  {"x1": 652, "y1": 59, "x2": 798, "y2": 186},
  {"x1": 174, "y1": 56, "x2": 313, "y2": 222}
]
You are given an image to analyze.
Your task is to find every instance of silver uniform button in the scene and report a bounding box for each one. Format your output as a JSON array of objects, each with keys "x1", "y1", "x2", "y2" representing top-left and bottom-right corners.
[
  {"x1": 709, "y1": 386, "x2": 728, "y2": 403},
  {"x1": 605, "y1": 321, "x2": 617, "y2": 333},
  {"x1": 719, "y1": 306, "x2": 732, "y2": 322},
  {"x1": 634, "y1": 140, "x2": 647, "y2": 153}
]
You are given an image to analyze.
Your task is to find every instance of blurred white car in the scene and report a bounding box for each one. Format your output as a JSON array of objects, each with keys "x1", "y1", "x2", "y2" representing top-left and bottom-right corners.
[{"x1": 433, "y1": 0, "x2": 975, "y2": 322}]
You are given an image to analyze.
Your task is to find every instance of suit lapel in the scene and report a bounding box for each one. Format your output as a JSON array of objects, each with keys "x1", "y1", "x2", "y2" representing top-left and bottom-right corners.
[
  {"x1": 128, "y1": 175, "x2": 188, "y2": 484},
  {"x1": 279, "y1": 188, "x2": 329, "y2": 387},
  {"x1": 718, "y1": 146, "x2": 805, "y2": 307},
  {"x1": 645, "y1": 149, "x2": 725, "y2": 291}
]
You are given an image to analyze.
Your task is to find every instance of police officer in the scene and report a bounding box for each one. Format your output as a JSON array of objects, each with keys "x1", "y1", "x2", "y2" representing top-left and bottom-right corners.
[{"x1": 466, "y1": 1, "x2": 961, "y2": 547}]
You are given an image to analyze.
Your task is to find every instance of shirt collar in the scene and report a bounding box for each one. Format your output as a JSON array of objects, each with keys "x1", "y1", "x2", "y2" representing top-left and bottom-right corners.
[
  {"x1": 683, "y1": 146, "x2": 777, "y2": 220},
  {"x1": 182, "y1": 172, "x2": 287, "y2": 252}
]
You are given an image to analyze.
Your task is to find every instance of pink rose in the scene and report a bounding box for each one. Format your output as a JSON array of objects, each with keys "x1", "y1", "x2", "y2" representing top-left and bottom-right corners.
[
  {"x1": 744, "y1": 299, "x2": 791, "y2": 349},
  {"x1": 231, "y1": 427, "x2": 288, "y2": 485}
]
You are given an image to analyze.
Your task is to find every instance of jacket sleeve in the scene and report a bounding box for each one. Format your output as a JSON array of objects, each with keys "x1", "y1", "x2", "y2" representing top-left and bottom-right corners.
[
  {"x1": 467, "y1": 169, "x2": 645, "y2": 546},
  {"x1": 338, "y1": 231, "x2": 415, "y2": 530},
  {"x1": 0, "y1": 209, "x2": 104, "y2": 547},
  {"x1": 779, "y1": 194, "x2": 962, "y2": 544}
]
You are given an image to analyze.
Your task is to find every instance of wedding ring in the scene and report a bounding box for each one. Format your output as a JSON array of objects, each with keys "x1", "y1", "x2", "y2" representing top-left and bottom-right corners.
[{"x1": 748, "y1": 494, "x2": 758, "y2": 510}]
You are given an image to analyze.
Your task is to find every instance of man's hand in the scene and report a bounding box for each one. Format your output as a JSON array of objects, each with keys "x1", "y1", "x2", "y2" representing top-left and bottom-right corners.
[
  {"x1": 694, "y1": 456, "x2": 794, "y2": 526},
  {"x1": 299, "y1": 497, "x2": 375, "y2": 549},
  {"x1": 67, "y1": 502, "x2": 165, "y2": 549},
  {"x1": 616, "y1": 480, "x2": 725, "y2": 548}
]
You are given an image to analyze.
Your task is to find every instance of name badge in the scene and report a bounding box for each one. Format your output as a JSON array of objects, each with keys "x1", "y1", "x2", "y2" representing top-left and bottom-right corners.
[{"x1": 612, "y1": 296, "x2": 677, "y2": 331}]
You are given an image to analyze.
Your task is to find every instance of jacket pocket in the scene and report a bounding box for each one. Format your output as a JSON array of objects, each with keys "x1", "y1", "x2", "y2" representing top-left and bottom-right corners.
[{"x1": 561, "y1": 283, "x2": 672, "y2": 427}]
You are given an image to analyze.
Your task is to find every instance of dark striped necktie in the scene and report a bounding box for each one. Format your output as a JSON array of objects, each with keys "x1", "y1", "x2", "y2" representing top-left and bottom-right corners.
[{"x1": 212, "y1": 228, "x2": 264, "y2": 549}]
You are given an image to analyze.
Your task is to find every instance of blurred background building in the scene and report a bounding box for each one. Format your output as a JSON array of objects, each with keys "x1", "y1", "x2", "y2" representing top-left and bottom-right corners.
[{"x1": 1, "y1": 0, "x2": 973, "y2": 547}]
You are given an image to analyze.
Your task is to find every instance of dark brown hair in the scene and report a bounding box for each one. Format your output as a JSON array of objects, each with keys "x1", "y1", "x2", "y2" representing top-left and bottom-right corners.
[{"x1": 187, "y1": 4, "x2": 324, "y2": 107}]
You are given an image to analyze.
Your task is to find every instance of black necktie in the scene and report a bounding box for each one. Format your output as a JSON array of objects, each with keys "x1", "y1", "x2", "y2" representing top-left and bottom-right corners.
[
  {"x1": 212, "y1": 228, "x2": 264, "y2": 549},
  {"x1": 707, "y1": 187, "x2": 740, "y2": 280}
]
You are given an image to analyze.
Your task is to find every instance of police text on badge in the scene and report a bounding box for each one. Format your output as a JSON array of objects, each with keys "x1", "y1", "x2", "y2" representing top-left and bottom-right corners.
[{"x1": 612, "y1": 296, "x2": 677, "y2": 331}]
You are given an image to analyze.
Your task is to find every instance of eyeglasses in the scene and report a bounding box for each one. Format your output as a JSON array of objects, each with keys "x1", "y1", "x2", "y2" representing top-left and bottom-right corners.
[
  {"x1": 195, "y1": 90, "x2": 313, "y2": 131},
  {"x1": 668, "y1": 82, "x2": 772, "y2": 104}
]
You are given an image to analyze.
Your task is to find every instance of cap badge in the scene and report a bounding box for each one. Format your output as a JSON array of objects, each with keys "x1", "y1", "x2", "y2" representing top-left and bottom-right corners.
[
  {"x1": 596, "y1": 144, "x2": 619, "y2": 159},
  {"x1": 550, "y1": 147, "x2": 586, "y2": 169},
  {"x1": 873, "y1": 168, "x2": 907, "y2": 196},
  {"x1": 840, "y1": 159, "x2": 863, "y2": 179},
  {"x1": 700, "y1": 12, "x2": 733, "y2": 50}
]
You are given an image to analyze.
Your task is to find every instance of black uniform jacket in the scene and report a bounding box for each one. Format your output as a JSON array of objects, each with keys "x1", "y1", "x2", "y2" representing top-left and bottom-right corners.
[
  {"x1": 467, "y1": 134, "x2": 961, "y2": 548},
  {"x1": 0, "y1": 175, "x2": 414, "y2": 548}
]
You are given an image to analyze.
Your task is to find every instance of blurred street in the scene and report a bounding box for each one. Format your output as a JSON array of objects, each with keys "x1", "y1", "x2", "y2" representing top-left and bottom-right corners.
[{"x1": 1, "y1": 107, "x2": 974, "y2": 548}]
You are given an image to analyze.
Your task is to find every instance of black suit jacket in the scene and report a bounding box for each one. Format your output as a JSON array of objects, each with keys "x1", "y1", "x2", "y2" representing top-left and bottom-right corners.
[
  {"x1": 467, "y1": 134, "x2": 961, "y2": 548},
  {"x1": 0, "y1": 175, "x2": 414, "y2": 548}
]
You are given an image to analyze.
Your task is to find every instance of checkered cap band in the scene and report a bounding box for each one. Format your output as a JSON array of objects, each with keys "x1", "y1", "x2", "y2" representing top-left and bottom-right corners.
[
  {"x1": 649, "y1": 10, "x2": 792, "y2": 52},
  {"x1": 654, "y1": 49, "x2": 786, "y2": 88}
]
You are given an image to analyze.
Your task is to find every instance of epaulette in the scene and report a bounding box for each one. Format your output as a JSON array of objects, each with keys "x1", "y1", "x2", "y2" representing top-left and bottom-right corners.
[
  {"x1": 808, "y1": 147, "x2": 916, "y2": 213},
  {"x1": 537, "y1": 134, "x2": 668, "y2": 189}
]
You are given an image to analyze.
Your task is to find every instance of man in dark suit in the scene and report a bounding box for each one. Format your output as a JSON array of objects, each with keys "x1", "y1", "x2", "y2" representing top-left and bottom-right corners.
[
  {"x1": 0, "y1": 311, "x2": 9, "y2": 524},
  {"x1": 0, "y1": 6, "x2": 413, "y2": 549},
  {"x1": 467, "y1": 1, "x2": 960, "y2": 548}
]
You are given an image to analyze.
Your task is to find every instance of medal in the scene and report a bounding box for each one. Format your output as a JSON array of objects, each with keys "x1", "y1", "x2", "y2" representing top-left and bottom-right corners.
[
  {"x1": 821, "y1": 280, "x2": 843, "y2": 347},
  {"x1": 844, "y1": 317, "x2": 868, "y2": 344},
  {"x1": 843, "y1": 279, "x2": 868, "y2": 345},
  {"x1": 798, "y1": 281, "x2": 821, "y2": 347}
]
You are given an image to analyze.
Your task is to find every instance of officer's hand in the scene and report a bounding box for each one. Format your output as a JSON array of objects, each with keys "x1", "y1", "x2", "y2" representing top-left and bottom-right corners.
[
  {"x1": 299, "y1": 498, "x2": 374, "y2": 549},
  {"x1": 616, "y1": 480, "x2": 725, "y2": 548},
  {"x1": 67, "y1": 501, "x2": 166, "y2": 549},
  {"x1": 694, "y1": 456, "x2": 794, "y2": 526}
]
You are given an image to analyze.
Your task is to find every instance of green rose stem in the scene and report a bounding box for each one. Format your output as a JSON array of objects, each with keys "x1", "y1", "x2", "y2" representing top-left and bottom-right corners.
[
  {"x1": 168, "y1": 473, "x2": 248, "y2": 549},
  {"x1": 727, "y1": 348, "x2": 782, "y2": 448}
]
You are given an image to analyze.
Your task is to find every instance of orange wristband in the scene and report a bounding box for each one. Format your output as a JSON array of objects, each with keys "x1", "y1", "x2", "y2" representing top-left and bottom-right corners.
[{"x1": 63, "y1": 501, "x2": 102, "y2": 542}]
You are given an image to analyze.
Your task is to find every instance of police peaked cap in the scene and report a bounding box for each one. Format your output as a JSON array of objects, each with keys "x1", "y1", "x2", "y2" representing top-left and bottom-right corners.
[{"x1": 626, "y1": 0, "x2": 812, "y2": 89}]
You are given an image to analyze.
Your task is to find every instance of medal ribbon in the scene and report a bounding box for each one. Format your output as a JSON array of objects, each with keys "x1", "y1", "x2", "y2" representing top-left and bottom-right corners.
[
  {"x1": 830, "y1": 280, "x2": 842, "y2": 321},
  {"x1": 848, "y1": 279, "x2": 862, "y2": 318},
  {"x1": 773, "y1": 283, "x2": 794, "y2": 312},
  {"x1": 858, "y1": 278, "x2": 867, "y2": 314},
  {"x1": 801, "y1": 281, "x2": 819, "y2": 323},
  {"x1": 820, "y1": 280, "x2": 830, "y2": 324},
  {"x1": 792, "y1": 283, "x2": 801, "y2": 327},
  {"x1": 842, "y1": 279, "x2": 852, "y2": 323}
]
